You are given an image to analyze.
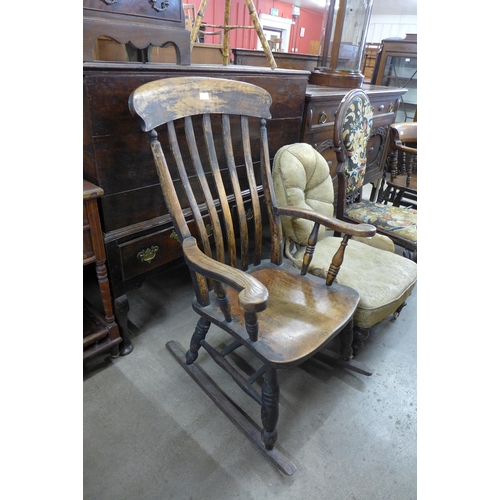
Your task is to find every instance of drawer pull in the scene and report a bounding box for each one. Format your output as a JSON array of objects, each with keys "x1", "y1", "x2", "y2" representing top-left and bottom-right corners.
[
  {"x1": 150, "y1": 0, "x2": 169, "y2": 13},
  {"x1": 389, "y1": 103, "x2": 394, "y2": 112},
  {"x1": 137, "y1": 245, "x2": 159, "y2": 264},
  {"x1": 378, "y1": 104, "x2": 385, "y2": 111},
  {"x1": 246, "y1": 209, "x2": 254, "y2": 220},
  {"x1": 319, "y1": 111, "x2": 328, "y2": 124}
]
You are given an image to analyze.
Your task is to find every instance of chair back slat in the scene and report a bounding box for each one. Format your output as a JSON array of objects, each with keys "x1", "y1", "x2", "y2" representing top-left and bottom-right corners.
[
  {"x1": 202, "y1": 113, "x2": 237, "y2": 266},
  {"x1": 129, "y1": 77, "x2": 280, "y2": 289},
  {"x1": 182, "y1": 116, "x2": 219, "y2": 258},
  {"x1": 222, "y1": 114, "x2": 249, "y2": 269},
  {"x1": 241, "y1": 116, "x2": 264, "y2": 267}
]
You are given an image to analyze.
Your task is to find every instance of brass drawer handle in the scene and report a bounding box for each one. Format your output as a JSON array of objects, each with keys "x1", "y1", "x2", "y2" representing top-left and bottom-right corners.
[
  {"x1": 137, "y1": 245, "x2": 159, "y2": 264},
  {"x1": 318, "y1": 111, "x2": 328, "y2": 124},
  {"x1": 389, "y1": 103, "x2": 394, "y2": 112},
  {"x1": 246, "y1": 209, "x2": 254, "y2": 220}
]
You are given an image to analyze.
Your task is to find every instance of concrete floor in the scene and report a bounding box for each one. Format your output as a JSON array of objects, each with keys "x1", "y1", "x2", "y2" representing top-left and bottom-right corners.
[{"x1": 83, "y1": 257, "x2": 417, "y2": 500}]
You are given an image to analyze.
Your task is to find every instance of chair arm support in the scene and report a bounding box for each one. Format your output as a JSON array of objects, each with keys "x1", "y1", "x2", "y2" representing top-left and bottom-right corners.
[
  {"x1": 182, "y1": 237, "x2": 269, "y2": 313},
  {"x1": 275, "y1": 206, "x2": 376, "y2": 238}
]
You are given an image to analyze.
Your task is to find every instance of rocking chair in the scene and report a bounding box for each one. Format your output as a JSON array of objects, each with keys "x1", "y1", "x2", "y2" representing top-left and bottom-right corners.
[{"x1": 128, "y1": 77, "x2": 377, "y2": 474}]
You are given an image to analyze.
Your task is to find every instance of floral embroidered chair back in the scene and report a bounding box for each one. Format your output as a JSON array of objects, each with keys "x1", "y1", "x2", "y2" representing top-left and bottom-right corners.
[{"x1": 338, "y1": 91, "x2": 373, "y2": 199}]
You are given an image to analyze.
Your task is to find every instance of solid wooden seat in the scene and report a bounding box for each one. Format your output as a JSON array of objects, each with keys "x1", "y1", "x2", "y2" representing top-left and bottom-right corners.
[
  {"x1": 201, "y1": 261, "x2": 359, "y2": 366},
  {"x1": 129, "y1": 77, "x2": 376, "y2": 474}
]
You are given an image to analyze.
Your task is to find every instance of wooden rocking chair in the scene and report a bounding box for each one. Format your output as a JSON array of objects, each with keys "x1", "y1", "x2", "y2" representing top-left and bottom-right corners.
[{"x1": 128, "y1": 77, "x2": 376, "y2": 475}]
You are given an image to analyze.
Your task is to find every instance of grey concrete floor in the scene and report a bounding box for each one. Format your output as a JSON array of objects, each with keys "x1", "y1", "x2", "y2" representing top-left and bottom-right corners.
[{"x1": 83, "y1": 259, "x2": 417, "y2": 500}]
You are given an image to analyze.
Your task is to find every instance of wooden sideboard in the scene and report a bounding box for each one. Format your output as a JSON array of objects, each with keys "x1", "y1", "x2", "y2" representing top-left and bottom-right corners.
[
  {"x1": 302, "y1": 83, "x2": 407, "y2": 205},
  {"x1": 83, "y1": 0, "x2": 190, "y2": 64},
  {"x1": 84, "y1": 62, "x2": 310, "y2": 352}
]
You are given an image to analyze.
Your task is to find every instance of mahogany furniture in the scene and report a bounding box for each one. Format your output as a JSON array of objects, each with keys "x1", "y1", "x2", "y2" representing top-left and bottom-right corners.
[
  {"x1": 83, "y1": 180, "x2": 122, "y2": 359},
  {"x1": 272, "y1": 143, "x2": 417, "y2": 354},
  {"x1": 128, "y1": 76, "x2": 377, "y2": 474},
  {"x1": 371, "y1": 34, "x2": 417, "y2": 123},
  {"x1": 379, "y1": 122, "x2": 417, "y2": 208},
  {"x1": 333, "y1": 89, "x2": 417, "y2": 261},
  {"x1": 84, "y1": 62, "x2": 310, "y2": 352},
  {"x1": 301, "y1": 83, "x2": 407, "y2": 207},
  {"x1": 83, "y1": 0, "x2": 190, "y2": 64}
]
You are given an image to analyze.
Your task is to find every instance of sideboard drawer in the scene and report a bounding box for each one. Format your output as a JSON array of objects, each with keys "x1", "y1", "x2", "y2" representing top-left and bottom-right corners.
[
  {"x1": 118, "y1": 218, "x2": 214, "y2": 281},
  {"x1": 304, "y1": 102, "x2": 338, "y2": 131}
]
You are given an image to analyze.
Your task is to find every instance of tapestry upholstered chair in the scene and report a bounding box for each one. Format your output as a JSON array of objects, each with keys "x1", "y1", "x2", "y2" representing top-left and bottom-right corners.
[
  {"x1": 129, "y1": 77, "x2": 377, "y2": 475},
  {"x1": 334, "y1": 89, "x2": 417, "y2": 261},
  {"x1": 378, "y1": 122, "x2": 417, "y2": 209},
  {"x1": 272, "y1": 143, "x2": 417, "y2": 354}
]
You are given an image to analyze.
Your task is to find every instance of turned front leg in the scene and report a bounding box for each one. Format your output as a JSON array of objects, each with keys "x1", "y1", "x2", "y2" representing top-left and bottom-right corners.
[
  {"x1": 261, "y1": 367, "x2": 279, "y2": 450},
  {"x1": 186, "y1": 316, "x2": 211, "y2": 364}
]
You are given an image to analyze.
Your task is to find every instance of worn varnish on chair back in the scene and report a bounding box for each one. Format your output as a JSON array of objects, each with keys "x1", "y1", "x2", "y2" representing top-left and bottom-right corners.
[{"x1": 129, "y1": 77, "x2": 377, "y2": 474}]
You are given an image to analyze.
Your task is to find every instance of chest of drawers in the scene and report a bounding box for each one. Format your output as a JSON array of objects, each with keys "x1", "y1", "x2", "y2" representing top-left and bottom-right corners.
[{"x1": 301, "y1": 84, "x2": 407, "y2": 204}]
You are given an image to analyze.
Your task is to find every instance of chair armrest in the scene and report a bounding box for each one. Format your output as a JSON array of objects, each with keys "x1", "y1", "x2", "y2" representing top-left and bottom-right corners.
[
  {"x1": 275, "y1": 206, "x2": 376, "y2": 238},
  {"x1": 394, "y1": 141, "x2": 417, "y2": 155},
  {"x1": 182, "y1": 237, "x2": 268, "y2": 313}
]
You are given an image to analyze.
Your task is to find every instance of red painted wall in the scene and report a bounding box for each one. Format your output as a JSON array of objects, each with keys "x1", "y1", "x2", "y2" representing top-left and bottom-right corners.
[{"x1": 189, "y1": 1, "x2": 324, "y2": 55}]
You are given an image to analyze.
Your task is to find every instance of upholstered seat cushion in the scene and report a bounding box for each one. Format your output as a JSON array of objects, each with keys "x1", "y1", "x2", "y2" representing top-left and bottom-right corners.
[
  {"x1": 346, "y1": 201, "x2": 417, "y2": 242},
  {"x1": 289, "y1": 237, "x2": 417, "y2": 329}
]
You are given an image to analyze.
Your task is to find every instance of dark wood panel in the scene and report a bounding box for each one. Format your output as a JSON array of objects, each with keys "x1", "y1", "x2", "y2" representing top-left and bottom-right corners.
[{"x1": 83, "y1": 0, "x2": 183, "y2": 23}]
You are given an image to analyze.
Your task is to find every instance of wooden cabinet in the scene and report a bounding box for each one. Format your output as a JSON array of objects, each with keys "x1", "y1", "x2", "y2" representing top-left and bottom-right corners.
[
  {"x1": 300, "y1": 83, "x2": 407, "y2": 206},
  {"x1": 83, "y1": 0, "x2": 190, "y2": 63},
  {"x1": 83, "y1": 180, "x2": 122, "y2": 359},
  {"x1": 371, "y1": 34, "x2": 417, "y2": 122},
  {"x1": 84, "y1": 62, "x2": 310, "y2": 346}
]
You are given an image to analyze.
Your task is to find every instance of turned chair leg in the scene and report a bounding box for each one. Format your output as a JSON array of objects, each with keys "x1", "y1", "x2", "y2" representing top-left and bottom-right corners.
[
  {"x1": 352, "y1": 326, "x2": 370, "y2": 356},
  {"x1": 261, "y1": 366, "x2": 279, "y2": 450},
  {"x1": 186, "y1": 316, "x2": 211, "y2": 364}
]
